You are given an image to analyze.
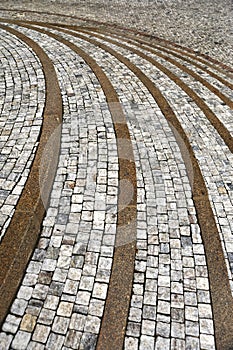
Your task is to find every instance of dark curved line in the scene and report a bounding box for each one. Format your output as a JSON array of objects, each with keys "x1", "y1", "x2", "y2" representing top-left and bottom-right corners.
[
  {"x1": 0, "y1": 24, "x2": 63, "y2": 327},
  {"x1": 29, "y1": 22, "x2": 233, "y2": 350}
]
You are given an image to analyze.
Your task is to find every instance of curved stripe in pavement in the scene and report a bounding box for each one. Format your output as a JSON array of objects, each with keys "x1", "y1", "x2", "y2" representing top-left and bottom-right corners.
[
  {"x1": 9, "y1": 22, "x2": 137, "y2": 350},
  {"x1": 90, "y1": 24, "x2": 233, "y2": 78},
  {"x1": 1, "y1": 13, "x2": 233, "y2": 83},
  {"x1": 0, "y1": 24, "x2": 63, "y2": 327},
  {"x1": 27, "y1": 23, "x2": 233, "y2": 350}
]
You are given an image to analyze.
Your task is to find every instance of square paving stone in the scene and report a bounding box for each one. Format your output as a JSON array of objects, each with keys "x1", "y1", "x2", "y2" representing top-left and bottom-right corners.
[
  {"x1": 11, "y1": 331, "x2": 31, "y2": 350},
  {"x1": 32, "y1": 324, "x2": 50, "y2": 343}
]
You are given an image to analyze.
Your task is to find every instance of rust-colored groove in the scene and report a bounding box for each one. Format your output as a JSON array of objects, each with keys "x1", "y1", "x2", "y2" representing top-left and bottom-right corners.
[
  {"x1": 9, "y1": 22, "x2": 137, "y2": 350},
  {"x1": 33, "y1": 23, "x2": 233, "y2": 350},
  {"x1": 0, "y1": 23, "x2": 63, "y2": 326},
  {"x1": 86, "y1": 23, "x2": 233, "y2": 78}
]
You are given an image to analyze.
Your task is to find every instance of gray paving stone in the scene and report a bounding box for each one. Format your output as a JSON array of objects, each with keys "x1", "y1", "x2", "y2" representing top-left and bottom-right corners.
[
  {"x1": 125, "y1": 337, "x2": 139, "y2": 350},
  {"x1": 57, "y1": 301, "x2": 73, "y2": 317},
  {"x1": 126, "y1": 322, "x2": 141, "y2": 337},
  {"x1": 142, "y1": 305, "x2": 156, "y2": 321},
  {"x1": 11, "y1": 330, "x2": 31, "y2": 350},
  {"x1": 38, "y1": 309, "x2": 56, "y2": 326},
  {"x1": 27, "y1": 341, "x2": 45, "y2": 350},
  {"x1": 156, "y1": 322, "x2": 170, "y2": 338},
  {"x1": 32, "y1": 324, "x2": 50, "y2": 343},
  {"x1": 0, "y1": 333, "x2": 13, "y2": 349},
  {"x1": 48, "y1": 281, "x2": 64, "y2": 296},
  {"x1": 92, "y1": 283, "x2": 108, "y2": 300},
  {"x1": 141, "y1": 319, "x2": 155, "y2": 336},
  {"x1": 46, "y1": 333, "x2": 65, "y2": 350},
  {"x1": 171, "y1": 338, "x2": 185, "y2": 350},
  {"x1": 2, "y1": 314, "x2": 21, "y2": 334},
  {"x1": 88, "y1": 299, "x2": 105, "y2": 317},
  {"x1": 52, "y1": 316, "x2": 69, "y2": 335},
  {"x1": 200, "y1": 334, "x2": 215, "y2": 350},
  {"x1": 186, "y1": 320, "x2": 200, "y2": 337},
  {"x1": 32, "y1": 284, "x2": 49, "y2": 301},
  {"x1": 43, "y1": 295, "x2": 60, "y2": 310},
  {"x1": 64, "y1": 329, "x2": 82, "y2": 349},
  {"x1": 171, "y1": 322, "x2": 185, "y2": 339},
  {"x1": 155, "y1": 337, "x2": 170, "y2": 350},
  {"x1": 84, "y1": 315, "x2": 101, "y2": 334},
  {"x1": 76, "y1": 291, "x2": 91, "y2": 306},
  {"x1": 11, "y1": 299, "x2": 28, "y2": 317},
  {"x1": 200, "y1": 319, "x2": 214, "y2": 335},
  {"x1": 139, "y1": 335, "x2": 155, "y2": 350},
  {"x1": 198, "y1": 304, "x2": 213, "y2": 319},
  {"x1": 79, "y1": 333, "x2": 97, "y2": 350}
]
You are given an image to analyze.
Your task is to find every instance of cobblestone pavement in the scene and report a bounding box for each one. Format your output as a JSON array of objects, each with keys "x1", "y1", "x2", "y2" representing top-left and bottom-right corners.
[{"x1": 0, "y1": 4, "x2": 233, "y2": 350}]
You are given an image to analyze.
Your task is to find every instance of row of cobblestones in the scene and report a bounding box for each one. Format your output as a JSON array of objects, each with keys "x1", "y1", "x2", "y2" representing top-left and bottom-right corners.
[
  {"x1": 91, "y1": 30, "x2": 233, "y2": 111},
  {"x1": 0, "y1": 28, "x2": 45, "y2": 241},
  {"x1": 125, "y1": 107, "x2": 214, "y2": 350}
]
